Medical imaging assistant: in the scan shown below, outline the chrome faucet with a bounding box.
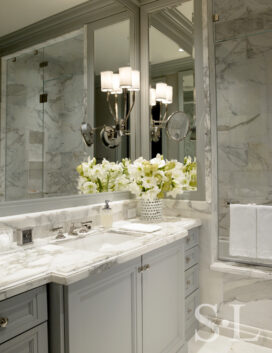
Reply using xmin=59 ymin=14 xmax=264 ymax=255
xmin=51 ymin=226 xmax=65 ymax=240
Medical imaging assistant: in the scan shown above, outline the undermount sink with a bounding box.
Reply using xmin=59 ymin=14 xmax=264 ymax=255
xmin=56 ymin=232 xmax=140 ymax=253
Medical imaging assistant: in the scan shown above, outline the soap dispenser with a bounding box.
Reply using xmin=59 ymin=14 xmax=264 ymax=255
xmin=101 ymin=200 xmax=113 ymax=229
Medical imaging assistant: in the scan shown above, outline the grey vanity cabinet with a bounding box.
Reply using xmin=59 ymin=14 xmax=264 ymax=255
xmin=0 ymin=323 xmax=48 ymax=353
xmin=0 ymin=286 xmax=48 ymax=353
xmin=142 ymin=242 xmax=185 ymax=353
xmin=54 ymin=239 xmax=186 ymax=353
xmin=64 ymin=258 xmax=142 ymax=353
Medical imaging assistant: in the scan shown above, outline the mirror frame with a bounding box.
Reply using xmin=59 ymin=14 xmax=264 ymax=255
xmin=140 ymin=0 xmax=206 ymax=200
xmin=0 ymin=1 xmax=140 ymax=216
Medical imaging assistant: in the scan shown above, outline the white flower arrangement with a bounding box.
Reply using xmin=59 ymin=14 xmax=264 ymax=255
xmin=77 ymin=154 xmax=197 ymax=200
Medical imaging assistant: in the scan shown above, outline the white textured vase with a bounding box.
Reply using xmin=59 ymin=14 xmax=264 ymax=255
xmin=140 ymin=199 xmax=163 ymax=222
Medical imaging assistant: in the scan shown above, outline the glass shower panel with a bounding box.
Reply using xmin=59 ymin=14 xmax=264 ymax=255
xmin=216 ymin=31 xmax=272 ymax=262
xmin=43 ymin=33 xmax=87 ymax=197
xmin=5 ymin=51 xmax=44 ymax=201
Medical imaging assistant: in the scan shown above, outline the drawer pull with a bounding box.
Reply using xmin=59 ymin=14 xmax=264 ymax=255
xmin=186 ymin=237 xmax=190 ymax=244
xmin=0 ymin=317 xmax=8 ymax=328
xmin=143 ymin=264 xmax=150 ymax=271
xmin=186 ymin=256 xmax=190 ymax=264
xmin=186 ymin=280 xmax=191 ymax=285
xmin=187 ymin=308 xmax=192 ymax=314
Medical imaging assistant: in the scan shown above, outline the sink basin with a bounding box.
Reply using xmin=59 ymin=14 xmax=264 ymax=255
xmin=56 ymin=232 xmax=139 ymax=253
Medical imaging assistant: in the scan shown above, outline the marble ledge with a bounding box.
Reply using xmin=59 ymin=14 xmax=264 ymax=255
xmin=211 ymin=261 xmax=272 ymax=280
xmin=0 ymin=217 xmax=201 ymax=301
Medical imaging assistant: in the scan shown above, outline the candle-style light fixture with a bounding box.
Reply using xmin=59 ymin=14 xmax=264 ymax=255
xmin=150 ymin=82 xmax=190 ymax=143
xmin=81 ymin=66 xmax=140 ymax=149
xmin=150 ymin=82 xmax=173 ymax=142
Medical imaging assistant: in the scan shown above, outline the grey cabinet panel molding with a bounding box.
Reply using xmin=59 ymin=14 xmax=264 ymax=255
xmin=65 ymin=258 xmax=142 ymax=353
xmin=0 ymin=286 xmax=47 ymax=345
xmin=142 ymin=240 xmax=185 ymax=353
xmin=0 ymin=322 xmax=48 ymax=353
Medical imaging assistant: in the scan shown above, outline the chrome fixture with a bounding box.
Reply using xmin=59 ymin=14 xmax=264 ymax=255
xmin=51 ymin=226 xmax=65 ymax=240
xmin=81 ymin=66 xmax=140 ymax=149
xmin=150 ymin=83 xmax=190 ymax=143
xmin=69 ymin=221 xmax=93 ymax=236
xmin=0 ymin=317 xmax=8 ymax=328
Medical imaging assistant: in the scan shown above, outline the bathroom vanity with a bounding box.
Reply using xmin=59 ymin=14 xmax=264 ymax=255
xmin=0 ymin=218 xmax=200 ymax=353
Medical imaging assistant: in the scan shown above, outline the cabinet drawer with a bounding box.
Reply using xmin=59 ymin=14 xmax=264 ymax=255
xmin=184 ymin=246 xmax=198 ymax=270
xmin=185 ymin=289 xmax=199 ymax=326
xmin=0 ymin=322 xmax=48 ymax=353
xmin=185 ymin=228 xmax=199 ymax=251
xmin=185 ymin=265 xmax=199 ymax=297
xmin=0 ymin=286 xmax=47 ymax=344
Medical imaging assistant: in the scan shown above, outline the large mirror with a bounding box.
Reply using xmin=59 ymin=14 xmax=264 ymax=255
xmin=149 ymin=1 xmax=196 ymax=162
xmin=0 ymin=8 xmax=135 ymax=203
xmin=1 ymin=31 xmax=87 ymax=201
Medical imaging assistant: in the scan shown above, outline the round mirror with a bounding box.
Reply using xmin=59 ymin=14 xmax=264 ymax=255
xmin=81 ymin=122 xmax=94 ymax=147
xmin=100 ymin=126 xmax=121 ymax=149
xmin=165 ymin=111 xmax=190 ymax=142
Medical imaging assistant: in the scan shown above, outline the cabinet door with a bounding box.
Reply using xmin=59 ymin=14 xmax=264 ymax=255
xmin=0 ymin=322 xmax=48 ymax=353
xmin=66 ymin=258 xmax=142 ymax=353
xmin=142 ymin=240 xmax=185 ymax=353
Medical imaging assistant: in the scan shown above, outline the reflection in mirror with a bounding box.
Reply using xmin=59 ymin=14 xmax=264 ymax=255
xmin=149 ymin=1 xmax=196 ymax=162
xmin=1 ymin=31 xmax=87 ymax=201
xmin=94 ymin=19 xmax=130 ymax=162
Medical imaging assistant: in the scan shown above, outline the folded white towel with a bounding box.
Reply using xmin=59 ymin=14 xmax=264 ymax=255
xmin=257 ymin=206 xmax=272 ymax=260
xmin=229 ymin=204 xmax=257 ymax=258
xmin=113 ymin=221 xmax=161 ymax=234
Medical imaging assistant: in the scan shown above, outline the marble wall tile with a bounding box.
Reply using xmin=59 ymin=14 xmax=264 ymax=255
xmin=214 ymin=0 xmax=272 ymax=42
xmin=216 ymin=27 xmax=272 ymax=260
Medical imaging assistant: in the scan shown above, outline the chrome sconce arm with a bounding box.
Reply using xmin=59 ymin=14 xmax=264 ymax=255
xmin=81 ymin=67 xmax=139 ymax=149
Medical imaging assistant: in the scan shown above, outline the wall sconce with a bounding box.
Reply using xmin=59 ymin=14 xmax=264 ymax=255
xmin=150 ymin=82 xmax=190 ymax=143
xmin=81 ymin=66 xmax=140 ymax=149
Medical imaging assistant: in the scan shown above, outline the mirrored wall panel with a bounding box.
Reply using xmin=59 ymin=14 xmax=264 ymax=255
xmin=149 ymin=1 xmax=196 ymax=162
xmin=94 ymin=19 xmax=131 ymax=163
xmin=1 ymin=31 xmax=88 ymax=201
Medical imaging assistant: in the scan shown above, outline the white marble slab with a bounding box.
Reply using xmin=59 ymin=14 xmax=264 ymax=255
xmin=0 ymin=217 xmax=201 ymax=301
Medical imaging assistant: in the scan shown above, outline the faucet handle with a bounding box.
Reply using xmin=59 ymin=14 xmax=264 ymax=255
xmin=51 ymin=226 xmax=65 ymax=240
xmin=81 ymin=221 xmax=92 ymax=230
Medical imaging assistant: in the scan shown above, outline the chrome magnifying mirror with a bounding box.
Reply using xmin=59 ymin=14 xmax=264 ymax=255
xmin=165 ymin=111 xmax=190 ymax=142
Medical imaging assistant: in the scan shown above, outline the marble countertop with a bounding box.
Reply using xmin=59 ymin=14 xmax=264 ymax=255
xmin=0 ymin=217 xmax=201 ymax=301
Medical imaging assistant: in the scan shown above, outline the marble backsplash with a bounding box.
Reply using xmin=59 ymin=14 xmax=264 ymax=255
xmin=0 ymin=199 xmax=137 ymax=243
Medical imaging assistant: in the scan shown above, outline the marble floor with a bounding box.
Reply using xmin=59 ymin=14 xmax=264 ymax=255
xmin=188 ymin=331 xmax=272 ymax=353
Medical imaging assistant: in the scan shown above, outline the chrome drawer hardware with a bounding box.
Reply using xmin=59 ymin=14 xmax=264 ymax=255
xmin=143 ymin=264 xmax=150 ymax=271
xmin=0 ymin=317 xmax=8 ymax=328
xmin=186 ymin=256 xmax=190 ymax=264
xmin=138 ymin=264 xmax=151 ymax=273
xmin=186 ymin=280 xmax=191 ymax=286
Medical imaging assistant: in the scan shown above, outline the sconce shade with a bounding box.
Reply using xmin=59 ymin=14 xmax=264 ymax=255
xmin=111 ymin=74 xmax=123 ymax=94
xmin=101 ymin=71 xmax=113 ymax=92
xmin=155 ymin=82 xmax=167 ymax=102
xmin=164 ymin=85 xmax=173 ymax=104
xmin=129 ymin=70 xmax=140 ymax=91
xmin=150 ymin=88 xmax=156 ymax=106
xmin=119 ymin=66 xmax=132 ymax=88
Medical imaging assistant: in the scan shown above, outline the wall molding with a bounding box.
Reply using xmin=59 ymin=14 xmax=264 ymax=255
xmin=0 ymin=0 xmax=126 ymax=57
xmin=150 ymin=57 xmax=193 ymax=77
